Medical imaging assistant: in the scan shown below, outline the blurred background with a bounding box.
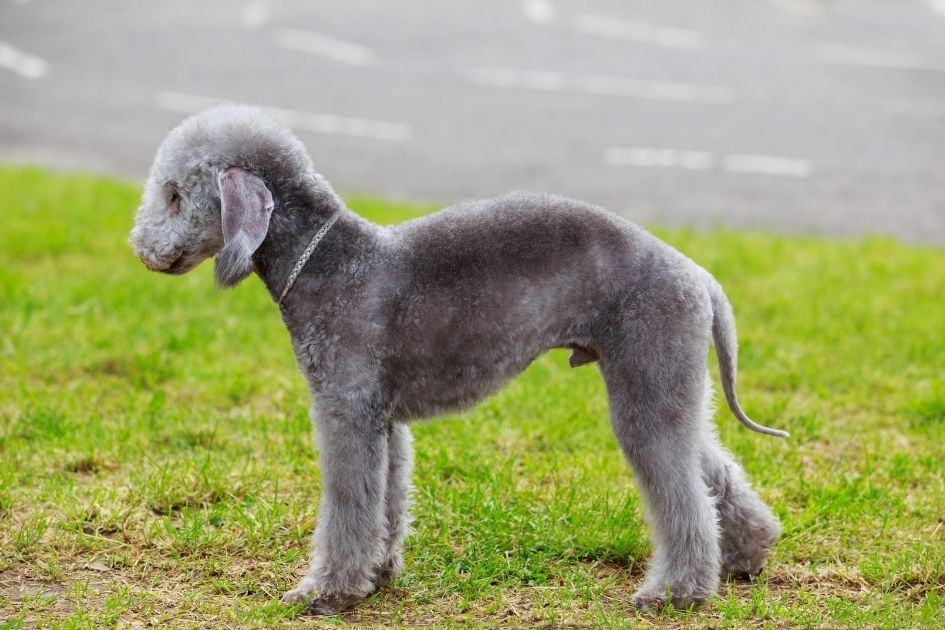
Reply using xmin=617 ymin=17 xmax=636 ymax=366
xmin=1 ymin=0 xmax=943 ymax=242
xmin=2 ymin=6 xmax=945 ymax=625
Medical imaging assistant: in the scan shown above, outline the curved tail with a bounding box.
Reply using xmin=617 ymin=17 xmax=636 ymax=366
xmin=707 ymin=279 xmax=789 ymax=438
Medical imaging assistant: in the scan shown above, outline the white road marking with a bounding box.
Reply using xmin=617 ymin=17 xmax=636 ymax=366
xmin=157 ymin=92 xmax=411 ymax=141
xmin=274 ymin=29 xmax=375 ymax=67
xmin=575 ymin=14 xmax=702 ymax=49
xmin=930 ymin=0 xmax=945 ymax=17
xmin=818 ymin=43 xmax=942 ymax=71
xmin=470 ymin=67 xmax=735 ymax=105
xmin=607 ymin=147 xmax=812 ymax=178
xmin=605 ymin=148 xmax=714 ymax=170
xmin=240 ymin=2 xmax=270 ymax=29
xmin=0 ymin=40 xmax=48 ymax=79
xmin=522 ymin=0 xmax=556 ymax=24
xmin=723 ymin=154 xmax=811 ymax=177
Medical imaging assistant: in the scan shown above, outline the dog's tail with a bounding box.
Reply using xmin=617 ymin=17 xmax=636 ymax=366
xmin=707 ymin=278 xmax=789 ymax=438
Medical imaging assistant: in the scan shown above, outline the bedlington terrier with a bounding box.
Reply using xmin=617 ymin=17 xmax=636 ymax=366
xmin=129 ymin=105 xmax=786 ymax=614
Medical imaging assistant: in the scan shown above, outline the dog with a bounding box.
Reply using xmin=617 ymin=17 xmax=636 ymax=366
xmin=130 ymin=104 xmax=786 ymax=614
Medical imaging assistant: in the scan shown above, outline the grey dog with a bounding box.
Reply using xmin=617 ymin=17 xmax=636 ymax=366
xmin=130 ymin=105 xmax=786 ymax=614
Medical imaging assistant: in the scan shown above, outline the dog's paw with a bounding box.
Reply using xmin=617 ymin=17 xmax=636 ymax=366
xmin=722 ymin=564 xmax=764 ymax=582
xmin=281 ymin=577 xmax=317 ymax=605
xmin=720 ymin=538 xmax=775 ymax=581
xmin=306 ymin=593 xmax=363 ymax=616
xmin=630 ymin=587 xmax=709 ymax=611
xmin=373 ymin=554 xmax=404 ymax=589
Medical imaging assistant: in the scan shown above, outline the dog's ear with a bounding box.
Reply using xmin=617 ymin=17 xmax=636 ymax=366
xmin=214 ymin=167 xmax=274 ymax=287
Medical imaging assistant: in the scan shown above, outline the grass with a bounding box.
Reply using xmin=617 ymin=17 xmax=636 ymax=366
xmin=1 ymin=165 xmax=943 ymax=628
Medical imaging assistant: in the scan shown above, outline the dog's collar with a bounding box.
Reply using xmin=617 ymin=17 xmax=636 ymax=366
xmin=278 ymin=212 xmax=340 ymax=305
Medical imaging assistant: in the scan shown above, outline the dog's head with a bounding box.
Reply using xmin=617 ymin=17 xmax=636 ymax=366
xmin=130 ymin=104 xmax=308 ymax=287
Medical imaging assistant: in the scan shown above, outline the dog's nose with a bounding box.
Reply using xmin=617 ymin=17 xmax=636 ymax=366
xmin=135 ymin=246 xmax=178 ymax=273
xmin=141 ymin=257 xmax=163 ymax=272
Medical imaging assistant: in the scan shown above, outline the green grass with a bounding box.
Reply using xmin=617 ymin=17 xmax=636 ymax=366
xmin=1 ymin=165 xmax=944 ymax=628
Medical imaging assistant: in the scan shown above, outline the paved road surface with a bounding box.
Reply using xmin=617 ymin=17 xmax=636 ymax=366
xmin=2 ymin=0 xmax=944 ymax=242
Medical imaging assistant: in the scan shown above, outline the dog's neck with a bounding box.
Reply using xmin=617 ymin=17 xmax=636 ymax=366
xmin=251 ymin=172 xmax=373 ymax=309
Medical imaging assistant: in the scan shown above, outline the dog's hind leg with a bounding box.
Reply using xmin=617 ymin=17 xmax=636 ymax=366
xmin=281 ymin=395 xmax=390 ymax=614
xmin=374 ymin=422 xmax=414 ymax=589
xmin=602 ymin=337 xmax=722 ymax=609
xmin=697 ymin=382 xmax=780 ymax=580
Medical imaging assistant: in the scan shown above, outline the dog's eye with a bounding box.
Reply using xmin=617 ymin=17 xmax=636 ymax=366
xmin=167 ymin=188 xmax=182 ymax=215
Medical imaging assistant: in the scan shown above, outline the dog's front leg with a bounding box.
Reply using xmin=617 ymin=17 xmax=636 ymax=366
xmin=375 ymin=422 xmax=413 ymax=589
xmin=282 ymin=397 xmax=389 ymax=615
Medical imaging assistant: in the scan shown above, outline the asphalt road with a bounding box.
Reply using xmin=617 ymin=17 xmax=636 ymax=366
xmin=2 ymin=0 xmax=944 ymax=242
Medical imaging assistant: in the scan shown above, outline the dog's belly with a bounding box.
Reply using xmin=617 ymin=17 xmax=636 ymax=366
xmin=385 ymin=339 xmax=599 ymax=422
xmin=385 ymin=337 xmax=551 ymax=421
xmin=382 ymin=288 xmax=605 ymax=421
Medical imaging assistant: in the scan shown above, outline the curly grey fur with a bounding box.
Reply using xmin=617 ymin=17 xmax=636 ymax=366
xmin=130 ymin=104 xmax=785 ymax=614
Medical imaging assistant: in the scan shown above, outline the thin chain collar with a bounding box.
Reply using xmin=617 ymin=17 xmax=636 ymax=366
xmin=278 ymin=212 xmax=340 ymax=305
